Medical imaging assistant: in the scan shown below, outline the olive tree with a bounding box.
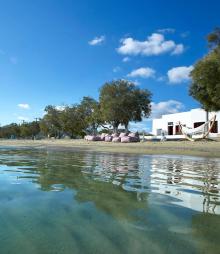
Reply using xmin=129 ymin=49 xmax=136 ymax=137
xmin=99 ymin=79 xmax=152 ymax=133
xmin=79 ymin=96 xmax=103 ymax=135
xmin=190 ymin=28 xmax=220 ymax=113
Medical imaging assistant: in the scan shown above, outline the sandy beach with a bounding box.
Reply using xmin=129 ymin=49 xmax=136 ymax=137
xmin=0 ymin=139 xmax=220 ymax=158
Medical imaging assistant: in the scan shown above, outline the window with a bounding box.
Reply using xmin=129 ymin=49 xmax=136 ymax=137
xmin=168 ymin=122 xmax=173 ymax=126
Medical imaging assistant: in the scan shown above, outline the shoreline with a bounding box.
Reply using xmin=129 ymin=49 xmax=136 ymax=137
xmin=0 ymin=139 xmax=220 ymax=158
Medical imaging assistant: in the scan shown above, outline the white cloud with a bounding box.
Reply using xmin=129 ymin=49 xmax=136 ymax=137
xmin=117 ymin=33 xmax=184 ymax=56
xmin=127 ymin=67 xmax=155 ymax=78
xmin=124 ymin=100 xmax=184 ymax=131
xmin=120 ymin=79 xmax=140 ymax=86
xmin=88 ymin=35 xmax=105 ymax=46
xmin=167 ymin=65 xmax=194 ymax=84
xmin=18 ymin=116 xmax=29 ymax=122
xmin=157 ymin=28 xmax=175 ymax=34
xmin=18 ymin=103 xmax=30 ymax=109
xmin=55 ymin=105 xmax=65 ymax=111
xmin=171 ymin=44 xmax=184 ymax=55
xmin=122 ymin=57 xmax=130 ymax=62
xmin=151 ymin=100 xmax=185 ymax=118
xmin=129 ymin=119 xmax=151 ymax=132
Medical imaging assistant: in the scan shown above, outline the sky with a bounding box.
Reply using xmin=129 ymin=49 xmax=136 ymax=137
xmin=0 ymin=0 xmax=219 ymax=131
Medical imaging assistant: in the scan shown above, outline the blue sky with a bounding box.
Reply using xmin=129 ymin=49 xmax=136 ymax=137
xmin=0 ymin=0 xmax=219 ymax=131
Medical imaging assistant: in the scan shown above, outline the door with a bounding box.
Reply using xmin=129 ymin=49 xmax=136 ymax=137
xmin=175 ymin=125 xmax=181 ymax=135
xmin=168 ymin=126 xmax=173 ymax=135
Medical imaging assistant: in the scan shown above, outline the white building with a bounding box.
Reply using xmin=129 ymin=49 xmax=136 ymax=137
xmin=152 ymin=108 xmax=220 ymax=139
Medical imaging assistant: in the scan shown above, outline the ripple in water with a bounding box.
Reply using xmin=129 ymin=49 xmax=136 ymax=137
xmin=0 ymin=148 xmax=220 ymax=254
xmin=81 ymin=153 xmax=220 ymax=214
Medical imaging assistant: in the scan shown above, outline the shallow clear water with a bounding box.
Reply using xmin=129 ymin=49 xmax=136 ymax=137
xmin=0 ymin=148 xmax=220 ymax=254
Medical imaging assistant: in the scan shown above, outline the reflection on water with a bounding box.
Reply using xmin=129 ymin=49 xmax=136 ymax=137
xmin=0 ymin=148 xmax=220 ymax=254
xmin=81 ymin=153 xmax=220 ymax=215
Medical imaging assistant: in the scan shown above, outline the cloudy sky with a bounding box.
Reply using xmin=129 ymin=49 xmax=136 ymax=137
xmin=0 ymin=0 xmax=219 ymax=131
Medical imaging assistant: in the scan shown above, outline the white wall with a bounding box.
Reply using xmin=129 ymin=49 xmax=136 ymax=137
xmin=152 ymin=111 xmax=191 ymax=135
xmin=152 ymin=119 xmax=164 ymax=135
xmin=152 ymin=108 xmax=220 ymax=136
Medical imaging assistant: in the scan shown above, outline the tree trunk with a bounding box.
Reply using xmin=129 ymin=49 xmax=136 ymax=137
xmin=206 ymin=111 xmax=209 ymax=122
xmin=206 ymin=111 xmax=209 ymax=137
xmin=113 ymin=126 xmax=118 ymax=134
xmin=125 ymin=123 xmax=129 ymax=133
xmin=113 ymin=122 xmax=119 ymax=134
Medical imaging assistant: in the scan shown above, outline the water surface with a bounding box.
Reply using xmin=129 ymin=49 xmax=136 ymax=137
xmin=0 ymin=147 xmax=220 ymax=254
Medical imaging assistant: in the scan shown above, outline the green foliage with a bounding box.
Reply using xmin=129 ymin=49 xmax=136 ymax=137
xmin=61 ymin=105 xmax=87 ymax=138
xmin=0 ymin=121 xmax=40 ymax=139
xmin=41 ymin=105 xmax=63 ymax=137
xmin=0 ymin=123 xmax=20 ymax=138
xmin=190 ymin=28 xmax=220 ymax=112
xmin=40 ymin=98 xmax=102 ymax=138
xmin=99 ymin=79 xmax=151 ymax=132
xmin=79 ymin=96 xmax=103 ymax=134
xmin=20 ymin=121 xmax=40 ymax=138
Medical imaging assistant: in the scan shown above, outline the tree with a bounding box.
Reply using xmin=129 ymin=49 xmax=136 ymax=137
xmin=0 ymin=123 xmax=20 ymax=138
xmin=41 ymin=105 xmax=63 ymax=138
xmin=29 ymin=121 xmax=41 ymax=138
xmin=79 ymin=96 xmax=103 ymax=135
xmin=19 ymin=121 xmax=40 ymax=139
xmin=60 ymin=105 xmax=87 ymax=138
xmin=39 ymin=119 xmax=50 ymax=137
xmin=41 ymin=101 xmax=102 ymax=138
xmin=189 ymin=28 xmax=220 ymax=112
xmin=19 ymin=123 xmax=31 ymax=138
xmin=99 ymin=79 xmax=152 ymax=133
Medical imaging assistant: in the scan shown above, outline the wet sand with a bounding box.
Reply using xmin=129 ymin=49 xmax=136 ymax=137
xmin=0 ymin=139 xmax=220 ymax=158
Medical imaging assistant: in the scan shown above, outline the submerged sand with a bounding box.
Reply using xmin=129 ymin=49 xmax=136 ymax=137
xmin=0 ymin=139 xmax=220 ymax=158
